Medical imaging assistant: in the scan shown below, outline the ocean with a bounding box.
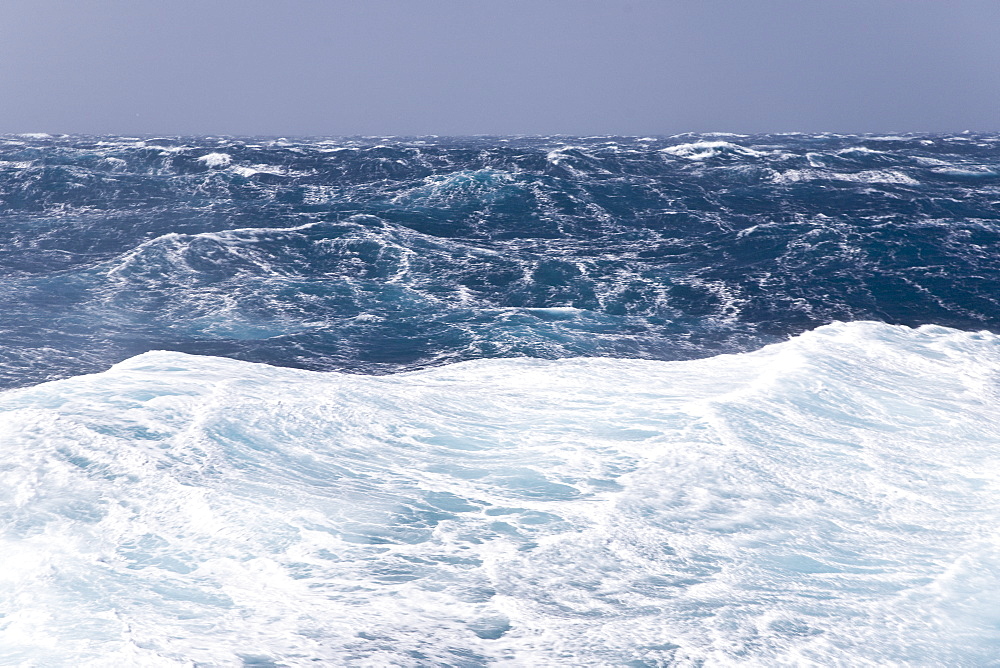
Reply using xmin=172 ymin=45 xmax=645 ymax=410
xmin=1 ymin=133 xmax=999 ymax=665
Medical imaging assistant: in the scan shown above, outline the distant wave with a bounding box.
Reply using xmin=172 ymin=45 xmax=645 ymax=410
xmin=0 ymin=133 xmax=998 ymax=389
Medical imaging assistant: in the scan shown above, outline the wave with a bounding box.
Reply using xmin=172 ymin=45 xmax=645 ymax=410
xmin=660 ymin=140 xmax=768 ymax=160
xmin=1 ymin=321 xmax=999 ymax=665
xmin=1 ymin=132 xmax=1000 ymax=390
xmin=771 ymin=168 xmax=921 ymax=185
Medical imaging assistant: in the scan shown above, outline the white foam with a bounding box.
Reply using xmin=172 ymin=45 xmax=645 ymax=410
xmin=522 ymin=306 xmax=583 ymax=318
xmin=1 ymin=322 xmax=999 ymax=664
xmin=835 ymin=146 xmax=886 ymax=157
xmin=230 ymin=165 xmax=260 ymax=178
xmin=545 ymin=146 xmax=601 ymax=169
xmin=773 ymin=169 xmax=919 ymax=185
xmin=932 ymin=166 xmax=998 ymax=178
xmin=914 ymin=156 xmax=953 ymax=166
xmin=661 ymin=141 xmax=766 ymax=160
xmin=867 ymin=135 xmax=912 ymax=141
xmin=197 ymin=152 xmax=232 ymax=168
xmin=390 ymin=169 xmax=517 ymax=207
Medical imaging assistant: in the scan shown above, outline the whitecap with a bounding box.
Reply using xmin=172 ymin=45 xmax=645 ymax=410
xmin=773 ymin=168 xmax=919 ymax=185
xmin=931 ymin=166 xmax=998 ymax=178
xmin=2 ymin=322 xmax=999 ymax=664
xmin=660 ymin=141 xmax=766 ymax=160
xmin=196 ymin=152 xmax=232 ymax=168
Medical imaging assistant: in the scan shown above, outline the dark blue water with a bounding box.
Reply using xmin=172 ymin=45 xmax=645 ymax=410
xmin=2 ymin=132 xmax=998 ymax=388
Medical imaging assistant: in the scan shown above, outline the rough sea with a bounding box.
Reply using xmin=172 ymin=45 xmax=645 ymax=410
xmin=1 ymin=133 xmax=999 ymax=666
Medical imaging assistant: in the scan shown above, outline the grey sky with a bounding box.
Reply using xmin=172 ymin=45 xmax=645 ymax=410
xmin=1 ymin=0 xmax=998 ymax=136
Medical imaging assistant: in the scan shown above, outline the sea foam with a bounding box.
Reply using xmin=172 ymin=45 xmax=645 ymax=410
xmin=1 ymin=321 xmax=998 ymax=665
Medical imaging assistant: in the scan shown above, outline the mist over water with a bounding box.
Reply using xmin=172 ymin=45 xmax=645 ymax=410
xmin=1 ymin=134 xmax=1000 ymax=665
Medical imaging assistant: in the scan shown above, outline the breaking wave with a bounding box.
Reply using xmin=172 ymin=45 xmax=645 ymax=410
xmin=1 ymin=322 xmax=999 ymax=665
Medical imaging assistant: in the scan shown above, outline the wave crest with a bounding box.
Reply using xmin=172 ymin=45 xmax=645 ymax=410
xmin=2 ymin=322 xmax=999 ymax=664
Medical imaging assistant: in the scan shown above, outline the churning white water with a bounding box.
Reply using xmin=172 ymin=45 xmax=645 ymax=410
xmin=1 ymin=322 xmax=998 ymax=666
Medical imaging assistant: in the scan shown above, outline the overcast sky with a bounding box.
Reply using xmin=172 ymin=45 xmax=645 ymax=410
xmin=1 ymin=0 xmax=998 ymax=136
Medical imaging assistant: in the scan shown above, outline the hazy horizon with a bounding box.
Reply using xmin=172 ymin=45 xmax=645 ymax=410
xmin=2 ymin=0 xmax=998 ymax=136
xmin=6 ymin=130 xmax=999 ymax=139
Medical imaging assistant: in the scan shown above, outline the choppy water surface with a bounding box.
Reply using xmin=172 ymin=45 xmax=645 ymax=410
xmin=1 ymin=133 xmax=999 ymax=387
xmin=1 ymin=134 xmax=999 ymax=666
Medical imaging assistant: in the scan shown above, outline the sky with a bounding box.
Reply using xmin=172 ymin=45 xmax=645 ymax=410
xmin=1 ymin=0 xmax=998 ymax=136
